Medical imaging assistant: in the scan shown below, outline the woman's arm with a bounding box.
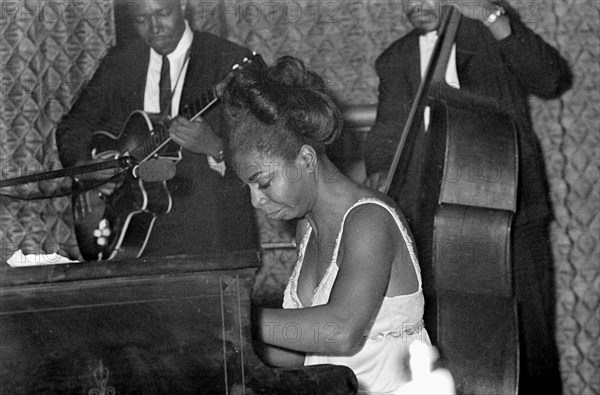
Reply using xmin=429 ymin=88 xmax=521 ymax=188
xmin=252 ymin=334 xmax=306 ymax=368
xmin=257 ymin=204 xmax=408 ymax=355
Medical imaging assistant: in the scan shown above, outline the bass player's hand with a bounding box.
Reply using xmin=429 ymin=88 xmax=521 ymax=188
xmin=168 ymin=116 xmax=224 ymax=159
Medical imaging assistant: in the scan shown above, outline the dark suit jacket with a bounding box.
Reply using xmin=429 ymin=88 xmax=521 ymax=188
xmin=56 ymin=31 xmax=259 ymax=257
xmin=364 ymin=10 xmax=571 ymax=391
xmin=364 ymin=5 xmax=572 ymax=226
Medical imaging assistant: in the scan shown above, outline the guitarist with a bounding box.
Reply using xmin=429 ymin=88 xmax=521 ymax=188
xmin=363 ymin=1 xmax=572 ymax=394
xmin=55 ymin=0 xmax=259 ymax=258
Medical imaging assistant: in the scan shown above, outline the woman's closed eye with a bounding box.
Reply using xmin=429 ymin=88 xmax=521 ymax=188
xmin=258 ymin=180 xmax=272 ymax=190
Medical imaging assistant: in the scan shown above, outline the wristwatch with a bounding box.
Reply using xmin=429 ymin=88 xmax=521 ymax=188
xmin=484 ymin=5 xmax=506 ymax=26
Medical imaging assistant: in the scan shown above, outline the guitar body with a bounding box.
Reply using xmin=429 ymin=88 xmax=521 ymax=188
xmin=70 ymin=54 xmax=265 ymax=261
xmin=73 ymin=111 xmax=174 ymax=261
xmin=93 ymin=111 xmax=182 ymax=160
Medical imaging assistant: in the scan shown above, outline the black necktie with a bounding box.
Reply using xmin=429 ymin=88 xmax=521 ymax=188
xmin=159 ymin=55 xmax=171 ymax=116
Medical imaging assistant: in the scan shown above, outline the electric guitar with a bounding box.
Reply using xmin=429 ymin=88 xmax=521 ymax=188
xmin=73 ymin=53 xmax=264 ymax=261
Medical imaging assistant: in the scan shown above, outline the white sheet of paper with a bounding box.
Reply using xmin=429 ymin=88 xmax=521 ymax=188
xmin=6 ymin=250 xmax=78 ymax=267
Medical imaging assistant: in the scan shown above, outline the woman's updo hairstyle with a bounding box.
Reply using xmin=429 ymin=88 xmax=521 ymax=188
xmin=223 ymin=55 xmax=342 ymax=162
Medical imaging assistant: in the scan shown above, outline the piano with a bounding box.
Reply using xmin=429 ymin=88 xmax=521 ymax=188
xmin=0 ymin=250 xmax=358 ymax=394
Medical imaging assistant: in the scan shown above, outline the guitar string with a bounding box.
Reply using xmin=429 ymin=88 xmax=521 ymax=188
xmin=136 ymin=85 xmax=218 ymax=161
xmin=135 ymin=53 xmax=252 ymax=160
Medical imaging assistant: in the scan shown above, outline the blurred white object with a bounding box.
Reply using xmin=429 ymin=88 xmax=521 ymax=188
xmin=6 ymin=250 xmax=78 ymax=267
xmin=398 ymin=341 xmax=456 ymax=394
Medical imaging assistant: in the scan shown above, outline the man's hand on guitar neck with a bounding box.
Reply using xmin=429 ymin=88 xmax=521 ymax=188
xmin=168 ymin=116 xmax=224 ymax=160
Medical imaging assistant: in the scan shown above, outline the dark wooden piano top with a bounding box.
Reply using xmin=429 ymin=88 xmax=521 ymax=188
xmin=0 ymin=251 xmax=357 ymax=394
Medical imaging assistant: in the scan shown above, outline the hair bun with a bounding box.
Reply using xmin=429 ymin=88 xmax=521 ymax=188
xmin=224 ymin=55 xmax=342 ymax=161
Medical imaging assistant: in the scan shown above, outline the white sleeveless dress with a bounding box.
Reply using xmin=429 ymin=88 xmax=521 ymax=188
xmin=283 ymin=198 xmax=431 ymax=394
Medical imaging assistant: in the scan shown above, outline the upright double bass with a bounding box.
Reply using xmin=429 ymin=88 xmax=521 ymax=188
xmin=383 ymin=6 xmax=519 ymax=394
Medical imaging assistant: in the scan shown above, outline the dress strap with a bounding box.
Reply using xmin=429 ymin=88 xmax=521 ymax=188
xmin=331 ymin=198 xmax=422 ymax=286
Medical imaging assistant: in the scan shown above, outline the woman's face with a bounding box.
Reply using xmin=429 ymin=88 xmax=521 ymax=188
xmin=234 ymin=150 xmax=314 ymax=221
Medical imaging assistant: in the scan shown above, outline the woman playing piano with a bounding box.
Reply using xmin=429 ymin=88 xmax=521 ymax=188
xmin=222 ymin=56 xmax=432 ymax=393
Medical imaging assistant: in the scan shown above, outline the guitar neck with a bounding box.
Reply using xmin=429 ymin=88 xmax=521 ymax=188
xmin=180 ymin=86 xmax=220 ymax=121
xmin=130 ymin=86 xmax=219 ymax=161
xmin=128 ymin=54 xmax=261 ymax=162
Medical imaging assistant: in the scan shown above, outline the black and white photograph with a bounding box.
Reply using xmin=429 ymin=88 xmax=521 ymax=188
xmin=0 ymin=1 xmax=597 ymax=393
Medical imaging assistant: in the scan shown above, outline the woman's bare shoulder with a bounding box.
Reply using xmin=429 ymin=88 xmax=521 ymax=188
xmin=353 ymin=187 xmax=412 ymax=230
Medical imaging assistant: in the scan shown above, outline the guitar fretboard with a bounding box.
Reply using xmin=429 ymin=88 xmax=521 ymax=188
xmin=130 ymin=86 xmax=220 ymax=162
xmin=126 ymin=55 xmax=260 ymax=163
xmin=181 ymin=85 xmax=220 ymax=121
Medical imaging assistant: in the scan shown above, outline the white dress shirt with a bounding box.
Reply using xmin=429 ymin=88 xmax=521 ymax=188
xmin=419 ymin=30 xmax=460 ymax=131
xmin=144 ymin=21 xmax=225 ymax=176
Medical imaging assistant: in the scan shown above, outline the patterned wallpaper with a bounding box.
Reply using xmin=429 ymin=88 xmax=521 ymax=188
xmin=0 ymin=0 xmax=115 ymax=258
xmin=0 ymin=1 xmax=598 ymax=393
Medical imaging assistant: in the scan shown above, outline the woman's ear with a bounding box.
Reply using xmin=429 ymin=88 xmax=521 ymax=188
xmin=298 ymin=145 xmax=318 ymax=173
